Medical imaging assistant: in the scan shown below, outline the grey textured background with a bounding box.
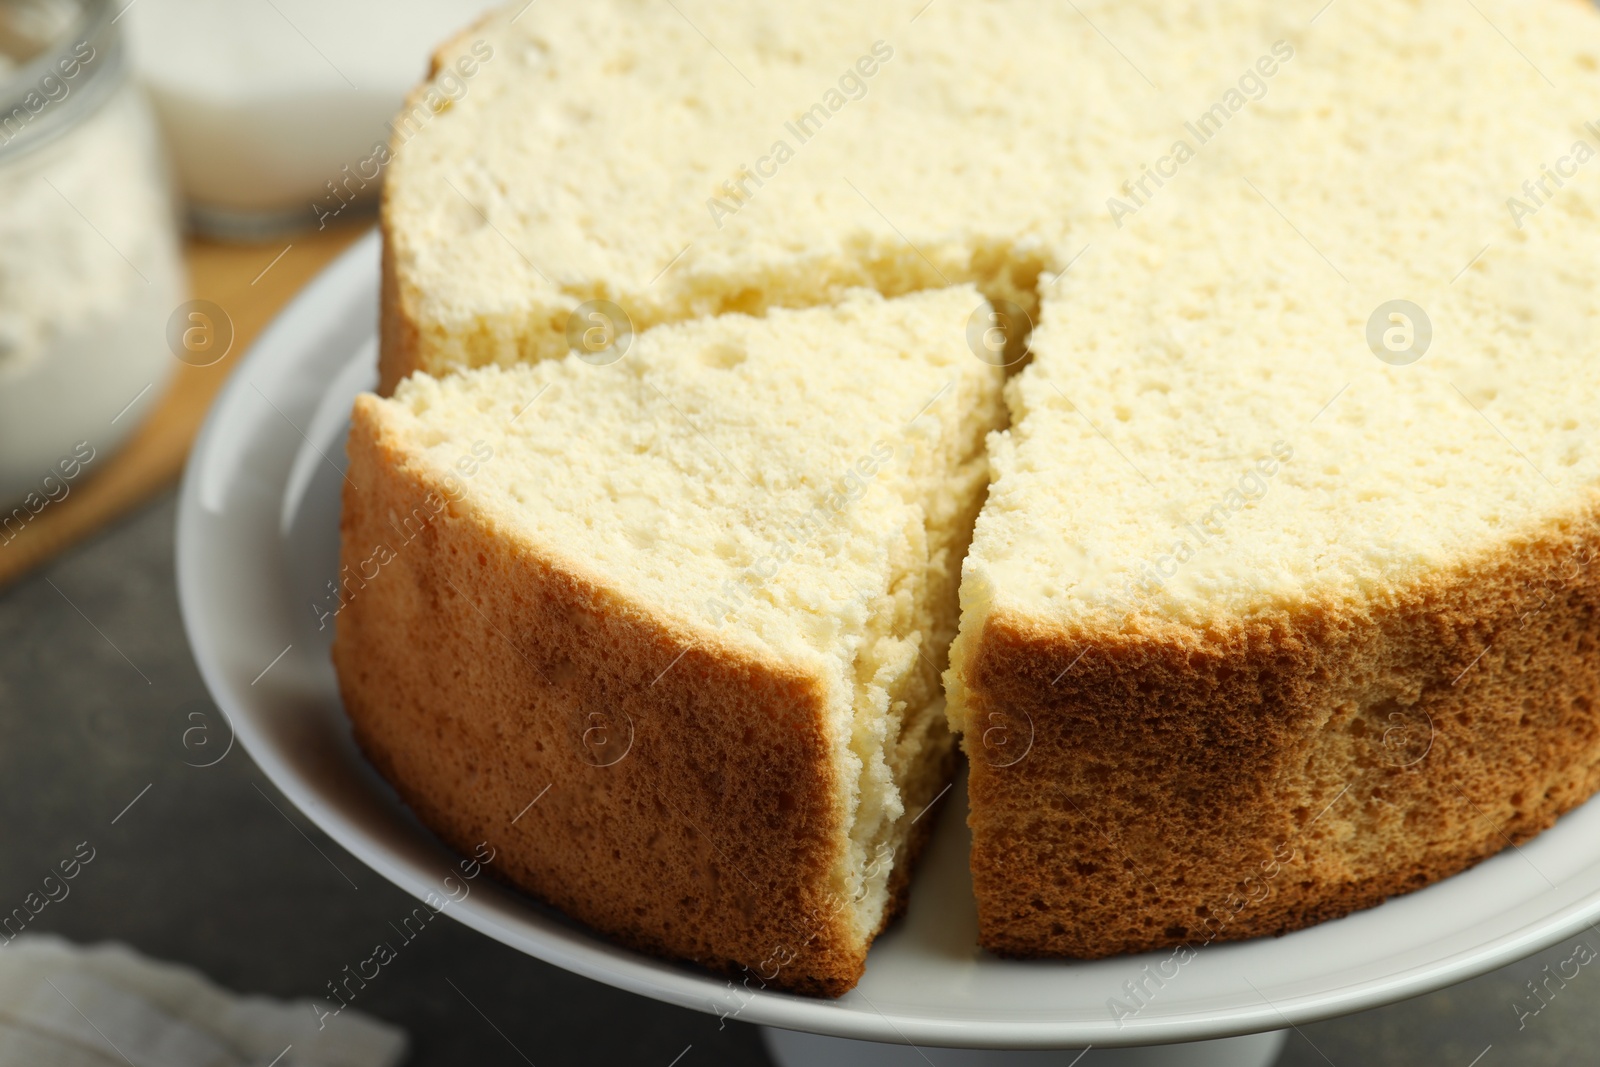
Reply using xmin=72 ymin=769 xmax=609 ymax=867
xmin=1 ymin=491 xmax=1596 ymax=1066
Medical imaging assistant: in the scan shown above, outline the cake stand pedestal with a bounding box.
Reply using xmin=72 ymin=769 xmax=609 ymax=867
xmin=762 ymin=1027 xmax=1287 ymax=1066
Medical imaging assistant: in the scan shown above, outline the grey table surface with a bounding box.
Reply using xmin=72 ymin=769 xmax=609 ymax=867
xmin=2 ymin=490 xmax=1597 ymax=1066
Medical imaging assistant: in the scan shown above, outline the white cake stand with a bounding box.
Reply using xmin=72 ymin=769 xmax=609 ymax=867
xmin=177 ymin=231 xmax=1600 ymax=1063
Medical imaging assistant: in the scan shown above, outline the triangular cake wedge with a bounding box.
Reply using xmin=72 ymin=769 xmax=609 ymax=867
xmin=334 ymin=287 xmax=1003 ymax=994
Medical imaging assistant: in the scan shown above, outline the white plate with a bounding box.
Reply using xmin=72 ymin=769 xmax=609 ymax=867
xmin=178 ymin=229 xmax=1600 ymax=1050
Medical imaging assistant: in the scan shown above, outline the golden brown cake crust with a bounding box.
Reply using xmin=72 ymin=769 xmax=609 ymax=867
xmin=960 ymin=506 xmax=1600 ymax=959
xmin=332 ymin=398 xmax=927 ymax=996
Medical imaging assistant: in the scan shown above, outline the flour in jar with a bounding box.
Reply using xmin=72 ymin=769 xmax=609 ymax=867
xmin=0 ymin=85 xmax=181 ymax=381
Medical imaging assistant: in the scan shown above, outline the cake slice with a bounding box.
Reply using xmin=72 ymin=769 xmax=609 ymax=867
xmin=333 ymin=287 xmax=1003 ymax=994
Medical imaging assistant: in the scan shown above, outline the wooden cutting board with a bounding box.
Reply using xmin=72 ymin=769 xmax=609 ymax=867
xmin=0 ymin=222 xmax=368 ymax=590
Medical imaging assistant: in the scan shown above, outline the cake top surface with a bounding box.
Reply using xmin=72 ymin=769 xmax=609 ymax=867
xmin=963 ymin=0 xmax=1600 ymax=630
xmin=391 ymin=0 xmax=1600 ymax=631
xmin=386 ymin=0 xmax=1295 ymax=352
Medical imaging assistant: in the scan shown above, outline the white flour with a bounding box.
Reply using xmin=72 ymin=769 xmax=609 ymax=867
xmin=0 ymin=81 xmax=185 ymax=504
xmin=0 ymin=88 xmax=178 ymax=380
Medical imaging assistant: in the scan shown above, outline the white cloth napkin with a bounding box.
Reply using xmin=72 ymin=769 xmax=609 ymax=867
xmin=0 ymin=935 xmax=405 ymax=1067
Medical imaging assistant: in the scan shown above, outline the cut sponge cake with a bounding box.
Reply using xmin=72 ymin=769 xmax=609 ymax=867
xmin=359 ymin=0 xmax=1600 ymax=983
xmin=334 ymin=287 xmax=1004 ymax=994
xmin=946 ymin=0 xmax=1600 ymax=957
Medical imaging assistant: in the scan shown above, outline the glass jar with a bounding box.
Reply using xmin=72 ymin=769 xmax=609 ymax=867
xmin=0 ymin=0 xmax=185 ymax=509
